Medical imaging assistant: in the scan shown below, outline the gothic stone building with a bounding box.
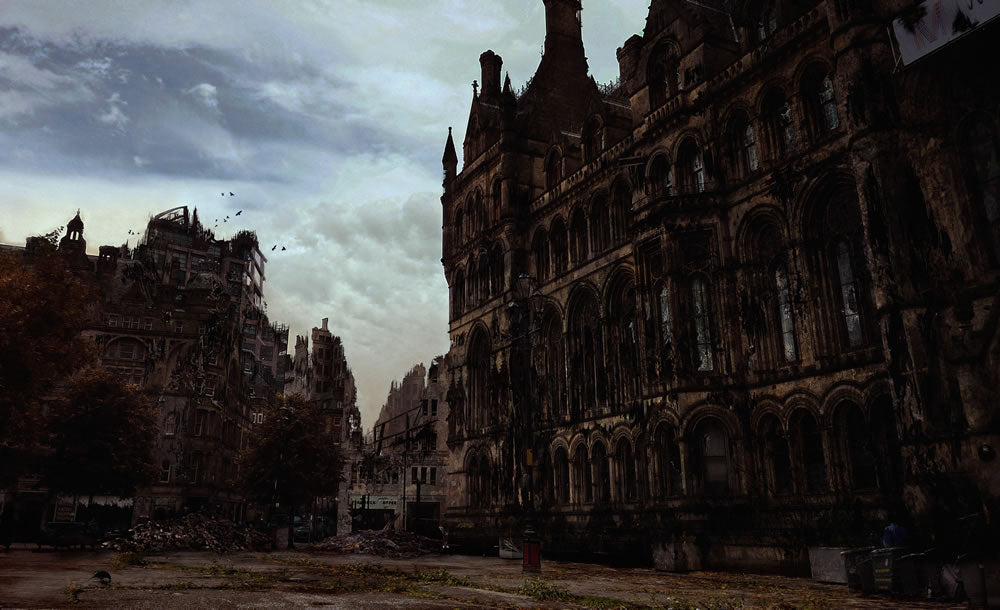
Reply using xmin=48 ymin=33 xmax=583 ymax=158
xmin=440 ymin=0 xmax=1000 ymax=571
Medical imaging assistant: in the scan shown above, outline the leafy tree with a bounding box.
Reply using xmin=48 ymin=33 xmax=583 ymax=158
xmin=238 ymin=393 xmax=343 ymax=546
xmin=43 ymin=367 xmax=158 ymax=502
xmin=0 ymin=244 xmax=95 ymax=487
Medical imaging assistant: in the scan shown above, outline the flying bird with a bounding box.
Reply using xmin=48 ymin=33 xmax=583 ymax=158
xmin=281 ymin=246 xmax=286 ymax=251
xmin=92 ymin=571 xmax=111 ymax=585
xmin=221 ymin=192 xmax=225 ymax=196
xmin=230 ymin=192 xmax=235 ymax=196
xmin=271 ymin=245 xmax=276 ymax=251
xmin=235 ymin=210 xmax=242 ymax=216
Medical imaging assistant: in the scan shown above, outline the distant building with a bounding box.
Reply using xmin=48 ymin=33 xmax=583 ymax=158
xmin=352 ymin=358 xmax=450 ymax=537
xmin=282 ymin=317 xmax=362 ymax=534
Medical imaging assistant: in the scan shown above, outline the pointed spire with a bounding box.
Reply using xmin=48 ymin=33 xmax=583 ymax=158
xmin=442 ymin=126 xmax=458 ymax=184
xmin=503 ymin=72 xmax=513 ymax=95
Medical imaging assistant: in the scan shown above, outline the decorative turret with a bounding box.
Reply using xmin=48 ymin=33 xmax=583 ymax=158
xmin=59 ymin=210 xmax=87 ymax=256
xmin=479 ymin=51 xmax=503 ymax=101
xmin=543 ymin=0 xmax=583 ymax=54
xmin=442 ymin=126 xmax=458 ymax=185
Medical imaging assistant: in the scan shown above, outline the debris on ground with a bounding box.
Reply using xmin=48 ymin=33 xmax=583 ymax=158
xmin=311 ymin=527 xmax=440 ymax=558
xmin=104 ymin=514 xmax=270 ymax=553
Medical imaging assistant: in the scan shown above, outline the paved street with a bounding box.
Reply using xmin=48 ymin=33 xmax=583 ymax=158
xmin=0 ymin=547 xmax=964 ymax=608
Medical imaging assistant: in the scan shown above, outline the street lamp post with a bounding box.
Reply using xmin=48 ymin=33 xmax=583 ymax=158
xmin=510 ymin=273 xmax=543 ymax=573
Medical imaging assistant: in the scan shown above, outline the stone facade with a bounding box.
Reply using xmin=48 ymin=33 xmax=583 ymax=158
xmin=440 ymin=0 xmax=1000 ymax=571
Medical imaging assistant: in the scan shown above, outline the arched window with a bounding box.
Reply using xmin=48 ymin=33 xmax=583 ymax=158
xmin=690 ymin=276 xmax=714 ymax=371
xmin=553 ymin=447 xmax=570 ymax=504
xmin=466 ymin=262 xmax=477 ymax=307
xmin=615 ymin=438 xmax=637 ymax=502
xmin=453 ymin=269 xmax=465 ymax=315
xmin=676 ymin=139 xmax=705 ymax=193
xmin=454 ymin=207 xmax=464 ymax=243
xmin=568 ymin=292 xmax=603 ymax=416
xmin=961 ymin=116 xmax=1000 ymax=263
xmin=698 ymin=420 xmax=730 ymax=495
xmin=802 ymin=65 xmax=840 ymax=139
xmin=727 ymin=112 xmax=758 ymax=179
xmin=569 ymin=208 xmax=588 ymax=265
xmin=545 ymin=149 xmax=562 ymax=191
xmin=590 ymin=194 xmax=611 ymax=254
xmin=490 ymin=244 xmax=504 ymax=296
xmin=760 ymin=415 xmax=792 ymax=495
xmin=532 ymin=229 xmax=549 ymax=281
xmin=835 ymin=241 xmax=863 ymax=348
xmin=791 ymin=410 xmax=827 ymax=493
xmin=648 ymin=154 xmax=672 ymax=196
xmin=654 ymin=424 xmax=683 ymax=497
xmin=541 ymin=309 xmax=566 ymax=419
xmin=491 ymin=179 xmax=502 ymax=223
xmin=583 ymin=116 xmax=604 ymax=162
xmin=573 ymin=445 xmax=592 ymax=502
xmin=592 ymin=442 xmax=611 ymax=503
xmin=607 ymin=278 xmax=640 ymax=408
xmin=105 ymin=338 xmax=148 ymax=361
xmin=467 ymin=329 xmax=492 ymax=431
xmin=762 ymin=88 xmax=797 ymax=159
xmin=478 ymin=253 xmax=490 ymax=301
xmin=805 ymin=185 xmax=871 ymax=355
xmin=467 ymin=453 xmax=479 ymax=506
xmin=656 ymin=283 xmax=675 ymax=381
xmin=611 ymin=179 xmax=630 ymax=243
xmin=647 ymin=45 xmax=679 ymax=110
xmin=775 ymin=262 xmax=798 ymax=361
xmin=550 ymin=218 xmax=568 ymax=275
xmin=474 ymin=189 xmax=485 ymax=234
xmin=839 ymin=402 xmax=877 ymax=490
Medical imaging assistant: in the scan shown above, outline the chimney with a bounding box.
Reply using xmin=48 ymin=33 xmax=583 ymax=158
xmin=479 ymin=50 xmax=503 ymax=99
xmin=322 ymin=317 xmax=329 ymax=331
xmin=543 ymin=0 xmax=583 ymax=54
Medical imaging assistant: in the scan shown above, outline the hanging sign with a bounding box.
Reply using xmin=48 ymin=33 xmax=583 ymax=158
xmin=892 ymin=0 xmax=1000 ymax=65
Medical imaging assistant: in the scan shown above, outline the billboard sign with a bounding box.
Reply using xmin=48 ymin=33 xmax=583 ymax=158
xmin=892 ymin=0 xmax=1000 ymax=65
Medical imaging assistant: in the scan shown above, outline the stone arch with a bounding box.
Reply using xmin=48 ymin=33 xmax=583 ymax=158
xmin=734 ymin=205 xmax=789 ymax=265
xmin=680 ymin=403 xmax=743 ymax=441
xmin=820 ymin=383 xmax=868 ymax=427
xmin=750 ymin=398 xmax=784 ymax=435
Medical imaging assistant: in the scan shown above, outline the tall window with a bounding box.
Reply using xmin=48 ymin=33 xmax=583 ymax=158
xmin=761 ymin=416 xmax=792 ymax=495
xmin=590 ymin=194 xmax=611 ymax=253
xmin=542 ymin=311 xmax=566 ymax=419
xmin=648 ymin=155 xmax=671 ymax=196
xmin=490 ymin=244 xmax=504 ymax=296
xmin=583 ymin=116 xmax=603 ymax=162
xmin=467 ymin=330 xmax=491 ymax=430
xmin=657 ymin=284 xmax=675 ymax=380
xmin=592 ymin=442 xmax=611 ymax=503
xmin=491 ymin=179 xmax=502 ymax=223
xmin=676 ymin=139 xmax=705 ymax=193
xmin=545 ymin=149 xmax=561 ymax=191
xmin=775 ymin=263 xmax=798 ymax=361
xmin=842 ymin=403 xmax=877 ymax=490
xmin=554 ymin=448 xmax=570 ymax=504
xmin=550 ymin=218 xmax=568 ymax=274
xmin=763 ymin=88 xmax=797 ymax=158
xmin=744 ymin=123 xmax=759 ymax=173
xmin=820 ymin=76 xmax=839 ymax=131
xmin=569 ymin=293 xmax=603 ymax=416
xmin=758 ymin=6 xmax=778 ymax=40
xmin=699 ymin=421 xmax=730 ymax=495
xmin=648 ymin=46 xmax=679 ymax=109
xmin=573 ymin=446 xmax=592 ymax=502
xmin=963 ymin=116 xmax=1000 ymax=262
xmin=691 ymin=277 xmax=714 ymax=371
xmin=655 ymin=425 xmax=683 ymax=497
xmin=159 ymin=460 xmax=170 ymax=483
xmin=453 ymin=269 xmax=465 ymax=315
xmin=532 ymin=229 xmax=549 ymax=281
xmin=570 ymin=208 xmax=588 ymax=264
xmin=611 ymin=180 xmax=630 ymax=243
xmin=793 ymin=411 xmax=827 ymax=493
xmin=164 ymin=412 xmax=177 ymax=436
xmin=608 ymin=280 xmax=640 ymax=407
xmin=836 ymin=241 xmax=863 ymax=348
xmin=454 ymin=208 xmax=464 ymax=243
xmin=615 ymin=439 xmax=637 ymax=502
xmin=802 ymin=66 xmax=840 ymax=139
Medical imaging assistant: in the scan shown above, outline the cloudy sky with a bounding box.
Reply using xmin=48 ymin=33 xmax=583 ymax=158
xmin=0 ymin=0 xmax=648 ymax=427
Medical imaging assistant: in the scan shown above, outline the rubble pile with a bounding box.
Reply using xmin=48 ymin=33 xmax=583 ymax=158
xmin=312 ymin=528 xmax=440 ymax=558
xmin=105 ymin=514 xmax=271 ymax=553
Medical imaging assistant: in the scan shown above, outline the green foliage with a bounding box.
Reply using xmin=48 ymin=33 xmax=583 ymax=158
xmin=237 ymin=393 xmax=344 ymax=509
xmin=409 ymin=568 xmax=470 ymax=586
xmin=44 ymin=366 xmax=158 ymax=498
xmin=111 ymin=552 xmax=146 ymax=569
xmin=519 ymin=577 xmax=574 ymax=602
xmin=64 ymin=581 xmax=83 ymax=604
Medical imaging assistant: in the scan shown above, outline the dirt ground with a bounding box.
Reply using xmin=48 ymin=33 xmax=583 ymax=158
xmin=0 ymin=545 xmax=965 ymax=608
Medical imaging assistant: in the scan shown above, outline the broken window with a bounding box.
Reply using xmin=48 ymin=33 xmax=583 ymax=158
xmin=592 ymin=442 xmax=611 ymax=503
xmin=569 ymin=208 xmax=588 ymax=265
xmin=647 ymin=154 xmax=671 ymax=196
xmin=658 ymin=284 xmax=675 ymax=379
xmin=841 ymin=402 xmax=877 ymax=490
xmin=467 ymin=328 xmax=492 ymax=431
xmin=647 ymin=45 xmax=679 ymax=109
xmin=590 ymin=193 xmax=611 ymax=253
xmin=727 ymin=112 xmax=758 ymax=179
xmin=792 ymin=410 xmax=827 ymax=493
xmin=160 ymin=460 xmax=170 ymax=483
xmin=611 ymin=179 xmax=630 ymax=244
xmin=654 ymin=425 xmax=682 ymax=497
xmin=835 ymin=241 xmax=863 ymax=348
xmin=615 ymin=438 xmax=637 ymax=502
xmin=763 ymin=88 xmax=797 ymax=159
xmin=573 ymin=446 xmax=592 ymax=503
xmin=607 ymin=279 xmax=640 ymax=408
xmin=549 ymin=217 xmax=568 ymax=275
xmin=775 ymin=263 xmax=798 ymax=361
xmin=761 ymin=415 xmax=792 ymax=495
xmin=542 ymin=309 xmax=566 ymax=419
xmin=532 ymin=229 xmax=549 ymax=281
xmin=690 ymin=277 xmax=714 ymax=371
xmin=568 ymin=292 xmax=602 ymax=416
xmin=553 ymin=447 xmax=570 ymax=504
xmin=699 ymin=420 xmax=730 ymax=495
xmin=164 ymin=412 xmax=177 ymax=436
xmin=676 ymin=139 xmax=705 ymax=194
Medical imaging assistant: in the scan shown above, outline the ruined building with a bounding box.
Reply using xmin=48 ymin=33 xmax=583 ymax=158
xmin=354 ymin=359 xmax=450 ymax=536
xmin=283 ymin=317 xmax=362 ymax=533
xmin=3 ymin=207 xmax=283 ymax=521
xmin=440 ymin=0 xmax=1000 ymax=571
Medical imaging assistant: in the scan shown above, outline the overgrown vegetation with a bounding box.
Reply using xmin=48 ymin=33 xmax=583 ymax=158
xmin=64 ymin=581 xmax=83 ymax=604
xmin=111 ymin=552 xmax=146 ymax=569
